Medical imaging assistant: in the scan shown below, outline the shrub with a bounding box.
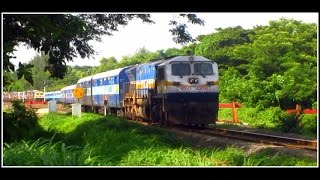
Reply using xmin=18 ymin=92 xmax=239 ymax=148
xmin=3 ymin=100 xmax=43 ymax=142
xmin=238 ymin=108 xmax=276 ymax=129
xmin=300 ymin=114 xmax=317 ymax=137
xmin=271 ymin=107 xmax=301 ymax=133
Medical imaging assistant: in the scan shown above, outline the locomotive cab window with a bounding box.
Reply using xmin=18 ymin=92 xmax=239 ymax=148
xmin=172 ymin=63 xmax=191 ymax=77
xmin=194 ymin=63 xmax=213 ymax=76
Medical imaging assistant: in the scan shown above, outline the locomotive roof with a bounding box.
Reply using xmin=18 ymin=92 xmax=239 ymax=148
xmin=136 ymin=59 xmax=164 ymax=68
xmin=158 ymin=56 xmax=212 ymax=66
xmin=92 ymin=67 xmax=128 ymax=80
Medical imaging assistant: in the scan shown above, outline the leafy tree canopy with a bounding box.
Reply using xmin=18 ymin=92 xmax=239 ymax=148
xmin=3 ymin=13 xmax=204 ymax=87
xmin=204 ymin=18 xmax=317 ymax=108
xmin=195 ymin=26 xmax=253 ymax=75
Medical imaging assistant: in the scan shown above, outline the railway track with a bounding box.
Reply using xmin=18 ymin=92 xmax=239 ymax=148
xmin=129 ymin=119 xmax=317 ymax=151
xmin=175 ymin=127 xmax=317 ymax=151
xmin=125 ymin=118 xmax=317 ymax=151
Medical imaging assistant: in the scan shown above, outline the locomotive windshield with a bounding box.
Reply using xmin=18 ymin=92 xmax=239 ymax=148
xmin=172 ymin=63 xmax=191 ymax=76
xmin=194 ymin=63 xmax=213 ymax=76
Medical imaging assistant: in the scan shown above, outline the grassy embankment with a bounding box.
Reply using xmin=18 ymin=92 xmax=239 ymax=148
xmin=3 ymin=112 xmax=317 ymax=166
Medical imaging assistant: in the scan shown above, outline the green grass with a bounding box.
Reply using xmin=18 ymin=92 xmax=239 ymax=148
xmin=3 ymin=112 xmax=317 ymax=166
xmin=218 ymin=108 xmax=317 ymax=138
xmin=219 ymin=108 xmax=277 ymax=128
xmin=3 ymin=136 xmax=92 ymax=166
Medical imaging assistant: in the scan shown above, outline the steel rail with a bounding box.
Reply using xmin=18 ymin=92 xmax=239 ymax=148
xmin=191 ymin=127 xmax=318 ymax=151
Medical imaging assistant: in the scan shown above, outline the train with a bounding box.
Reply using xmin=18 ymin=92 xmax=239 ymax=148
xmin=5 ymin=55 xmax=219 ymax=127
xmin=3 ymin=90 xmax=44 ymax=102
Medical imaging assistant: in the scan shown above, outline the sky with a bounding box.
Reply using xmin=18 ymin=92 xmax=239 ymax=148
xmin=9 ymin=12 xmax=318 ymax=68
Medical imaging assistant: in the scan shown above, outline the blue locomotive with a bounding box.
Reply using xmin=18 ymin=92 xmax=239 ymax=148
xmin=46 ymin=55 xmax=219 ymax=126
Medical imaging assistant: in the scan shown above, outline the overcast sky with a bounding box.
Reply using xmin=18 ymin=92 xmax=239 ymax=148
xmin=9 ymin=12 xmax=318 ymax=67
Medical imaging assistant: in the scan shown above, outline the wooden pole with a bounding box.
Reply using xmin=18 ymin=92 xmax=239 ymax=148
xmin=232 ymin=101 xmax=239 ymax=123
xmin=296 ymin=104 xmax=301 ymax=116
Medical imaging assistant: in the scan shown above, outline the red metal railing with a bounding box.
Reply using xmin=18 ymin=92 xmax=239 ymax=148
xmin=219 ymin=103 xmax=317 ymax=124
xmin=219 ymin=101 xmax=242 ymax=123
xmin=24 ymin=100 xmax=47 ymax=105
xmin=287 ymin=104 xmax=317 ymax=115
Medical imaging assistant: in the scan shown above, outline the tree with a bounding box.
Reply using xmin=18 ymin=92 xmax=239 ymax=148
xmin=169 ymin=14 xmax=204 ymax=44
xmin=118 ymin=47 xmax=158 ymax=67
xmin=216 ymin=19 xmax=317 ymax=108
xmin=236 ymin=18 xmax=317 ymax=80
xmin=3 ymin=72 xmax=26 ymax=92
xmin=3 ymin=14 xmax=204 ymax=87
xmin=193 ymin=18 xmax=316 ymax=108
xmin=194 ymin=26 xmax=252 ymax=75
xmin=29 ymin=53 xmax=51 ymax=90
xmin=96 ymin=57 xmax=118 ymax=73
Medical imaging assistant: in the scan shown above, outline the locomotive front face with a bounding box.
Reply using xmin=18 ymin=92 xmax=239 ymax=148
xmin=157 ymin=56 xmax=219 ymax=126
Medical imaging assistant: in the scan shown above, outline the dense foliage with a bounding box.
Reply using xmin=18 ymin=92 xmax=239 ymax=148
xmin=196 ymin=18 xmax=317 ymax=109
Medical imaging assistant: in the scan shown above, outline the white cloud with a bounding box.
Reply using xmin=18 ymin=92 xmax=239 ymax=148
xmin=10 ymin=12 xmax=318 ymax=68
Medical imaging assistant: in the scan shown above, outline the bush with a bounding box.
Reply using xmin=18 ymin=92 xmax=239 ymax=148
xmin=271 ymin=107 xmax=301 ymax=133
xmin=300 ymin=115 xmax=317 ymax=137
xmin=3 ymin=101 xmax=43 ymax=142
xmin=238 ymin=108 xmax=277 ymax=129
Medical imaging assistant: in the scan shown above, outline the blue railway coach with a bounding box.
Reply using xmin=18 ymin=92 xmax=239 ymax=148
xmin=77 ymin=67 xmax=131 ymax=114
xmin=76 ymin=75 xmax=93 ymax=106
xmin=60 ymin=85 xmax=76 ymax=104
xmin=44 ymin=91 xmax=61 ymax=101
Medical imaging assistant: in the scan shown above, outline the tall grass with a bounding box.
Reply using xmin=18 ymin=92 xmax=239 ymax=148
xmin=4 ymin=112 xmax=317 ymax=166
xmin=4 ymin=135 xmax=94 ymax=166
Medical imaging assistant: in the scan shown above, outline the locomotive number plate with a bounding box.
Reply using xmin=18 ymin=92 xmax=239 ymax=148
xmin=179 ymin=85 xmax=209 ymax=91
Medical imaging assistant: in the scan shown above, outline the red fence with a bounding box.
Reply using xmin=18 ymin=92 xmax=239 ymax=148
xmin=24 ymin=100 xmax=47 ymax=105
xmin=219 ymin=102 xmax=242 ymax=108
xmin=218 ymin=102 xmax=317 ymax=124
xmin=219 ymin=101 xmax=242 ymax=123
xmin=287 ymin=104 xmax=317 ymax=115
